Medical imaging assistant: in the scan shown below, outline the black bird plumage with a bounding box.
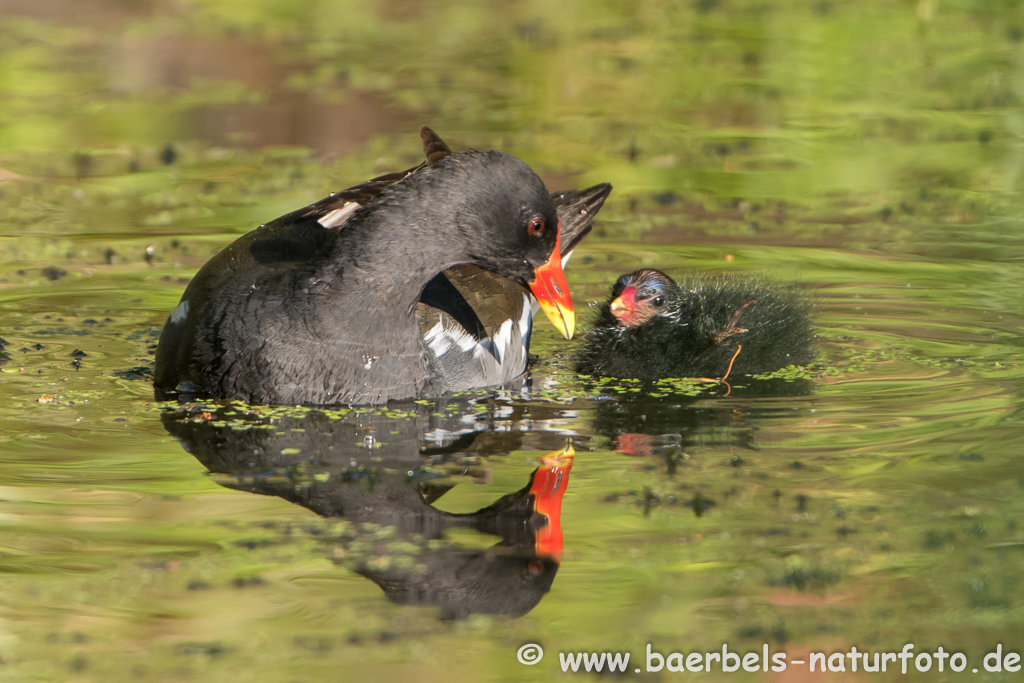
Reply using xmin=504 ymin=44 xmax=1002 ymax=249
xmin=575 ymin=269 xmax=815 ymax=380
xmin=154 ymin=128 xmax=611 ymax=405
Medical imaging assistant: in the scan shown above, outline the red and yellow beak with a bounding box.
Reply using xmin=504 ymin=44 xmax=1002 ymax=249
xmin=530 ymin=441 xmax=575 ymax=560
xmin=529 ymin=230 xmax=575 ymax=339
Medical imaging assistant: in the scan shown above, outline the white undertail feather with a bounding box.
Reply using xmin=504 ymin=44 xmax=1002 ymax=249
xmin=494 ymin=319 xmax=515 ymax=358
xmin=422 ymin=293 xmax=535 ymax=388
xmin=561 ymin=249 xmax=575 ymax=269
xmin=422 ymin=320 xmax=443 ymax=342
xmin=518 ymin=293 xmax=533 ymax=343
xmin=424 ymin=317 xmax=481 ymax=359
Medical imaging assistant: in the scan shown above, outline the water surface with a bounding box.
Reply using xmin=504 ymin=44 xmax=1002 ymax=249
xmin=1 ymin=1 xmax=1023 ymax=680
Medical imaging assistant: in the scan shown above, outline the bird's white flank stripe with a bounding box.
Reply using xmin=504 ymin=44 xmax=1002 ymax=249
xmin=170 ymin=300 xmax=189 ymax=324
xmin=317 ymin=202 xmax=360 ymax=228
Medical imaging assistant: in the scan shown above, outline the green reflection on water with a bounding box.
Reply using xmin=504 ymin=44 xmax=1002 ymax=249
xmin=1 ymin=0 xmax=1023 ymax=680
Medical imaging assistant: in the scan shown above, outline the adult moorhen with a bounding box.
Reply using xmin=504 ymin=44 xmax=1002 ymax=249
xmin=575 ymin=268 xmax=815 ymax=380
xmin=155 ymin=128 xmax=611 ymax=405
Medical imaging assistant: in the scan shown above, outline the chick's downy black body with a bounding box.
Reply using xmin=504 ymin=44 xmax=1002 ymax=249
xmin=575 ymin=269 xmax=815 ymax=380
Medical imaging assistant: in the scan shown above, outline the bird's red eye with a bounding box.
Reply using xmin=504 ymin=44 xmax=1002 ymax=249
xmin=528 ymin=217 xmax=545 ymax=235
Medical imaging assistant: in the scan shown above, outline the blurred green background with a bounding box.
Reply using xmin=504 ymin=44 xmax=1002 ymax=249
xmin=1 ymin=0 xmax=1024 ymax=681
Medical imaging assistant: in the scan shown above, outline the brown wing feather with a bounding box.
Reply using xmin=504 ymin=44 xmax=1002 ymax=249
xmin=420 ymin=126 xmax=453 ymax=167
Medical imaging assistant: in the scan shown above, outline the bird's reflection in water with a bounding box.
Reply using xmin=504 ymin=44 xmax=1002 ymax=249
xmin=586 ymin=378 xmax=815 ymax=466
xmin=161 ymin=399 xmax=574 ymax=619
xmin=576 ymin=378 xmax=817 ymax=519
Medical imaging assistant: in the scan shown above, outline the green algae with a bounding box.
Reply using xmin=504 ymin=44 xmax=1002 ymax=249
xmin=1 ymin=0 xmax=1024 ymax=681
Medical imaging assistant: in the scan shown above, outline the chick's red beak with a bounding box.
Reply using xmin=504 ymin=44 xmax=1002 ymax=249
xmin=529 ymin=229 xmax=575 ymax=339
xmin=609 ymin=285 xmax=640 ymax=326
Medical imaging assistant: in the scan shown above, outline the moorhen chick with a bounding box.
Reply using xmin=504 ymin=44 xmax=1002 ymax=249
xmin=575 ymin=269 xmax=815 ymax=380
xmin=155 ymin=128 xmax=610 ymax=405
